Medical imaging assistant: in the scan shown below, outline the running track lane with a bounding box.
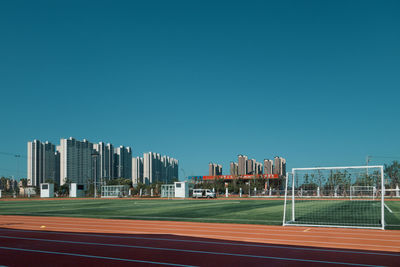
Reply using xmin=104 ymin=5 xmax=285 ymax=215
xmin=0 ymin=229 xmax=399 ymax=266
xmin=1 ymin=215 xmax=400 ymax=252
xmin=0 ymin=216 xmax=398 ymax=266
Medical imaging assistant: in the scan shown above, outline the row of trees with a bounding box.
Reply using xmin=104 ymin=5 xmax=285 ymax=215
xmin=193 ymin=177 xmax=284 ymax=195
xmin=3 ymin=161 xmax=399 ymax=197
xmin=384 ymin=161 xmax=400 ymax=187
xmin=295 ymin=161 xmax=400 ymax=191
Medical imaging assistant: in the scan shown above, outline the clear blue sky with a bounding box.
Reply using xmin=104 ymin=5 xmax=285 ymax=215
xmin=1 ymin=0 xmax=399 ymax=179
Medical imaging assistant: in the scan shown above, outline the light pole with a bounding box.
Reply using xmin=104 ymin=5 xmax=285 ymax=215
xmin=14 ymin=154 xmax=21 ymax=181
xmin=180 ymin=168 xmax=186 ymax=181
xmin=366 ymin=155 xmax=371 ymax=177
xmin=165 ymin=165 xmax=173 ymax=184
xmin=91 ymin=152 xmax=99 ymax=198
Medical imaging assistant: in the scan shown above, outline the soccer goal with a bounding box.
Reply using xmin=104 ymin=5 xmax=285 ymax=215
xmin=283 ymin=166 xmax=385 ymax=230
xmin=350 ymin=186 xmax=377 ymax=200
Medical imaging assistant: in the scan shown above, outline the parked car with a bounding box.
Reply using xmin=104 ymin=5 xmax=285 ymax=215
xmin=192 ymin=189 xmax=216 ymax=198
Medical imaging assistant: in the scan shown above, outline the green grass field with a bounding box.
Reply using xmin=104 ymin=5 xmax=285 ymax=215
xmin=0 ymin=199 xmax=399 ymax=230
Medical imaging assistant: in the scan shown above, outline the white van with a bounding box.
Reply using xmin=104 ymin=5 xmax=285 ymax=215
xmin=192 ymin=189 xmax=216 ymax=198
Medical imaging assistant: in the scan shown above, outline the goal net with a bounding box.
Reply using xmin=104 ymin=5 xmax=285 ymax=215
xmin=283 ymin=166 xmax=385 ymax=229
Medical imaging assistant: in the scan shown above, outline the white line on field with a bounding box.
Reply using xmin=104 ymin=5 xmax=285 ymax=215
xmin=384 ymin=204 xmax=393 ymax=213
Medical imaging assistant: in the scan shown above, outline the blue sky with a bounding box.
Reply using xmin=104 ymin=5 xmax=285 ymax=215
xmin=1 ymin=0 xmax=399 ymax=179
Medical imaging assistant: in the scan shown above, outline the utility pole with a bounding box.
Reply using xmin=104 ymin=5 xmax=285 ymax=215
xmin=14 ymin=154 xmax=21 ymax=181
xmin=91 ymin=152 xmax=99 ymax=198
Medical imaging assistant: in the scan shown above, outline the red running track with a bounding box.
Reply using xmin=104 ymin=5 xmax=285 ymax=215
xmin=0 ymin=215 xmax=399 ymax=266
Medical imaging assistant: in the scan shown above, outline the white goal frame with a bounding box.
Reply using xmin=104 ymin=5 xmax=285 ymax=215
xmin=283 ymin=165 xmax=385 ymax=230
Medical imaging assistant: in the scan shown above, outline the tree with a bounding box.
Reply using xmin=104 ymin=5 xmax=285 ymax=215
xmin=57 ymin=178 xmax=71 ymax=196
xmin=106 ymin=178 xmax=132 ymax=187
xmin=385 ymin=161 xmax=400 ymax=188
xmin=0 ymin=177 xmax=7 ymax=191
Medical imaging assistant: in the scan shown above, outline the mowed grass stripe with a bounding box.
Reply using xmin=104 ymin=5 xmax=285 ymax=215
xmin=0 ymin=199 xmax=399 ymax=228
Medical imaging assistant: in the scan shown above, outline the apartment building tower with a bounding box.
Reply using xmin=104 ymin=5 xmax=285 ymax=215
xmin=114 ymin=146 xmax=132 ymax=179
xmin=27 ymin=140 xmax=57 ymax=186
xmin=132 ymin=157 xmax=143 ymax=185
xmin=263 ymin=159 xmax=273 ymax=175
xmin=230 ymin=162 xmax=238 ymax=176
xmin=246 ymin=159 xmax=256 ymax=175
xmin=238 ymin=155 xmax=248 ymax=175
xmin=143 ymin=152 xmax=178 ymax=184
xmin=273 ymin=156 xmax=286 ymax=177
xmin=209 ymin=163 xmax=222 ymax=176
xmin=94 ymin=142 xmax=114 ymax=181
xmin=58 ymin=137 xmax=93 ymax=185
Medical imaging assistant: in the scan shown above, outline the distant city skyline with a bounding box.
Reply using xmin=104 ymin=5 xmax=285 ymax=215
xmin=1 ymin=1 xmax=400 ymax=179
xmin=27 ymin=137 xmax=178 ymax=186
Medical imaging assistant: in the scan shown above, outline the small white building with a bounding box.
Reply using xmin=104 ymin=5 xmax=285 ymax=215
xmin=174 ymin=181 xmax=189 ymax=198
xmin=69 ymin=183 xmax=85 ymax=198
xmin=40 ymin=183 xmax=54 ymax=198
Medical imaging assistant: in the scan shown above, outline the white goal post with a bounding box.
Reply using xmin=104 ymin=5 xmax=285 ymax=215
xmin=283 ymin=165 xmax=385 ymax=230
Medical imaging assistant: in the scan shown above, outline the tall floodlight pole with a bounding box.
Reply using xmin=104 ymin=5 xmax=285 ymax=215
xmin=180 ymin=168 xmax=186 ymax=181
xmin=14 ymin=154 xmax=21 ymax=182
xmin=91 ymin=152 xmax=99 ymax=198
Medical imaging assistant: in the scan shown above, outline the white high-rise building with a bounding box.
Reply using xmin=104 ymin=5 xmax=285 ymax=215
xmin=93 ymin=142 xmax=114 ymax=182
xmin=114 ymin=146 xmax=132 ymax=179
xmin=143 ymin=152 xmax=178 ymax=184
xmin=143 ymin=152 xmax=154 ymax=184
xmin=132 ymin=157 xmax=143 ymax=185
xmin=58 ymin=137 xmax=93 ymax=185
xmin=27 ymin=140 xmax=56 ymax=186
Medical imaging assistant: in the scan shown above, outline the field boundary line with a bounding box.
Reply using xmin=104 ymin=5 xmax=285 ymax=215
xmin=385 ymin=204 xmax=393 ymax=213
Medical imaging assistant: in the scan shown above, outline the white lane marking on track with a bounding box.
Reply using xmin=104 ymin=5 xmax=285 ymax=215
xmin=0 ymin=246 xmax=196 ymax=267
xmin=4 ymin=219 xmax=400 ymax=243
xmin=1 ymin=226 xmax=399 ymax=250
xmin=3 ymin=217 xmax=400 ymax=244
xmin=0 ymin=237 xmax=382 ymax=267
xmin=2 ymin=228 xmax=400 ymax=257
xmin=0 ymin=212 xmax=279 ymax=222
xmin=5 ymin=215 xmax=399 ymax=237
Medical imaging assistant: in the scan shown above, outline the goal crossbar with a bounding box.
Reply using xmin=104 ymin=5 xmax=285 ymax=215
xmin=292 ymin=165 xmax=383 ymax=171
